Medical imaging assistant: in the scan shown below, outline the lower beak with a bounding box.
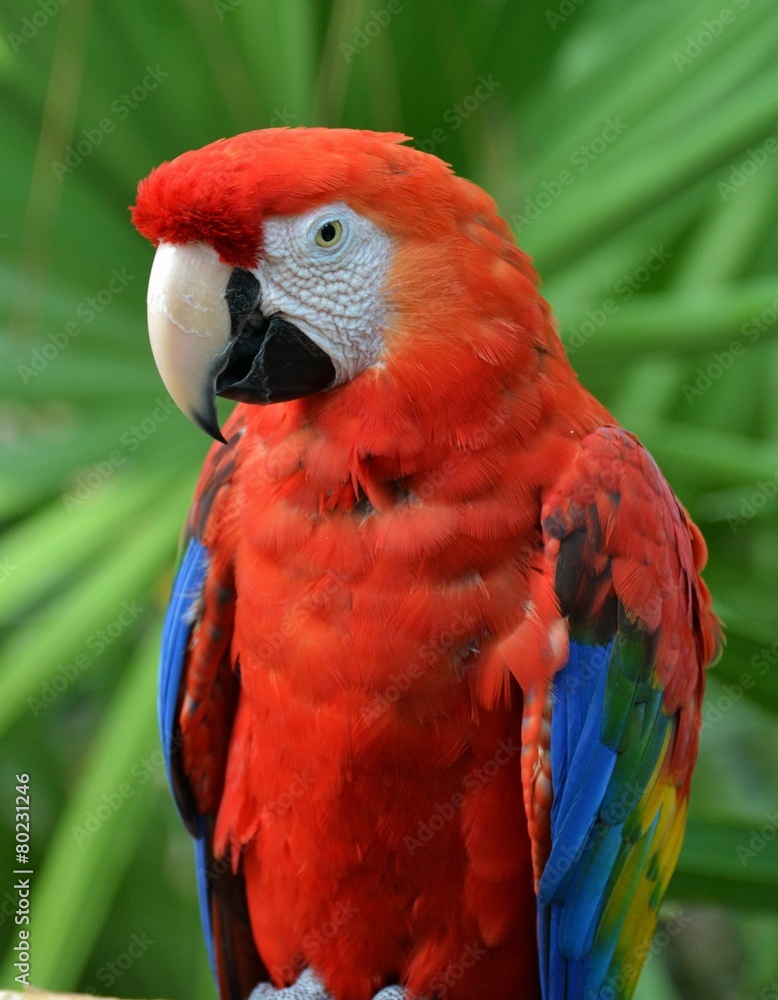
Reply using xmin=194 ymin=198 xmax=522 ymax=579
xmin=146 ymin=241 xmax=337 ymax=442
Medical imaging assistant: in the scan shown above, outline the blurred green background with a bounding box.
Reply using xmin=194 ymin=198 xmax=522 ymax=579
xmin=1 ymin=0 xmax=778 ymax=997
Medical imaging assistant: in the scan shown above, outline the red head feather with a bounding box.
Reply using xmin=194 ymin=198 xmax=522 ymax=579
xmin=131 ymin=128 xmax=505 ymax=269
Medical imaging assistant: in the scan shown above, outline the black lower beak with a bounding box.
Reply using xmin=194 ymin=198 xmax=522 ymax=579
xmin=215 ymin=268 xmax=336 ymax=405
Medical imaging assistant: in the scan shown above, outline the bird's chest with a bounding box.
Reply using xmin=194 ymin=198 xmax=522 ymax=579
xmin=230 ymin=469 xmax=533 ymax=712
xmin=217 ymin=458 xmax=539 ymax=996
xmin=221 ymin=436 xmax=538 ymax=847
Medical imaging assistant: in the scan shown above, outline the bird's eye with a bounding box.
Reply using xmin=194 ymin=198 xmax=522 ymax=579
xmin=315 ymin=220 xmax=343 ymax=248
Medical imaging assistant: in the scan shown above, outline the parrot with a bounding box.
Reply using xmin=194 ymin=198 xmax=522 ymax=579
xmin=131 ymin=128 xmax=720 ymax=1000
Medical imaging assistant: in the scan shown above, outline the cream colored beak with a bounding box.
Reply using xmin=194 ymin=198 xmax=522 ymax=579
xmin=146 ymin=241 xmax=233 ymax=441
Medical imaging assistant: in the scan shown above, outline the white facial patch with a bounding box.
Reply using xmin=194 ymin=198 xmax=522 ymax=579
xmin=255 ymin=202 xmax=394 ymax=384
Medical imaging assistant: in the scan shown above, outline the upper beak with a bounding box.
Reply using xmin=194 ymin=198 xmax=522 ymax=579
xmin=146 ymin=241 xmax=338 ymax=443
xmin=146 ymin=241 xmax=232 ymax=442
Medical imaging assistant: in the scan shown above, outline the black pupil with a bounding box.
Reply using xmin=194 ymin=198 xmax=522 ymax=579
xmin=321 ymin=222 xmax=336 ymax=243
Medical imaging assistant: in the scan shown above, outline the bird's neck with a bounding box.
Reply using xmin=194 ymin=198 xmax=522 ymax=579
xmin=239 ymin=352 xmax=605 ymax=517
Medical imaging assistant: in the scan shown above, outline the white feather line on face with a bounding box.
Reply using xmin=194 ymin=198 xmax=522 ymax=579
xmin=255 ymin=202 xmax=395 ymax=385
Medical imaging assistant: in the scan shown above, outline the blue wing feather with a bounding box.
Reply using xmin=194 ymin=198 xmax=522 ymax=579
xmin=539 ymin=632 xmax=677 ymax=1000
xmin=158 ymin=537 xmax=215 ymax=972
xmin=536 ymin=427 xmax=715 ymax=1000
xmin=156 ymin=421 xmax=267 ymax=998
xmin=194 ymin=815 xmax=218 ymax=976
xmin=158 ymin=536 xmax=209 ymax=794
xmin=539 ymin=641 xmax=617 ymax=1000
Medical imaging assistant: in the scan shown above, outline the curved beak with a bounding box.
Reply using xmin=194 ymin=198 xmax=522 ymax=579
xmin=146 ymin=241 xmax=232 ymax=441
xmin=146 ymin=240 xmax=338 ymax=443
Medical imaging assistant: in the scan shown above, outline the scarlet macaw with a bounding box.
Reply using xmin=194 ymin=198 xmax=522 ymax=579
xmin=132 ymin=128 xmax=720 ymax=1000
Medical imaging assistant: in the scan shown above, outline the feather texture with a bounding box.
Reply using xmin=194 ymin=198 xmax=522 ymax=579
xmin=137 ymin=129 xmax=721 ymax=1000
xmin=531 ymin=428 xmax=719 ymax=999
